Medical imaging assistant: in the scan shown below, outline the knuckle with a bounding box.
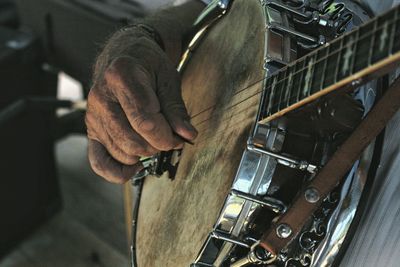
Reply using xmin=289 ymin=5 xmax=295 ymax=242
xmin=86 ymin=129 xmax=97 ymax=140
xmin=90 ymin=154 xmax=123 ymax=184
xmin=87 ymin=89 xmax=105 ymax=110
xmin=107 ymin=138 xmax=138 ymax=165
xmin=121 ymin=153 xmax=139 ymax=165
xmin=123 ymin=139 xmax=143 ymax=155
xmin=105 ymin=57 xmax=134 ymax=89
xmin=85 ymin=111 xmax=96 ymax=128
xmin=135 ymin=146 xmax=154 ymax=157
xmin=105 ymin=66 xmax=123 ymax=87
xmin=133 ymin=113 xmax=158 ymax=132
xmin=122 ymin=135 xmax=157 ymax=157
xmin=163 ymin=102 xmax=187 ymax=115
xmin=152 ymin=139 xmax=175 ymax=151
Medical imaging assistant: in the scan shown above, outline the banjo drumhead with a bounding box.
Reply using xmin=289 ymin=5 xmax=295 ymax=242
xmin=136 ymin=1 xmax=267 ymax=266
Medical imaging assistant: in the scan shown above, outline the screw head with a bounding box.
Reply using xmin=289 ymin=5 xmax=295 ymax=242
xmin=305 ymin=187 xmax=320 ymax=203
xmin=276 ymin=224 xmax=292 ymax=239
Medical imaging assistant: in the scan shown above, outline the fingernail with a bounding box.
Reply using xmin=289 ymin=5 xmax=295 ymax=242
xmin=173 ymin=134 xmax=194 ymax=147
xmin=175 ymin=143 xmax=185 ymax=149
xmin=183 ymin=119 xmax=198 ymax=136
xmin=180 ymin=137 xmax=195 ymax=146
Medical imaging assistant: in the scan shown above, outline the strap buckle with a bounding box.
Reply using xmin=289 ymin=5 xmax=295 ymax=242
xmin=231 ymin=242 xmax=277 ymax=267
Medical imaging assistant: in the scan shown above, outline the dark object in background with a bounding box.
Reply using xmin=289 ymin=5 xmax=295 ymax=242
xmin=0 ymin=27 xmax=61 ymax=257
xmin=0 ymin=0 xmax=18 ymax=28
xmin=14 ymin=0 xmax=146 ymax=90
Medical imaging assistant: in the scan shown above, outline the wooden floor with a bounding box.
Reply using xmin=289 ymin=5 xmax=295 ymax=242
xmin=0 ymin=135 xmax=130 ymax=267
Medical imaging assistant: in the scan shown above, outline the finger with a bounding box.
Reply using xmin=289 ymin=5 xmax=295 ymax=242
xmin=105 ymin=57 xmax=181 ymax=151
xmin=157 ymin=62 xmax=198 ymax=142
xmin=88 ymin=139 xmax=143 ymax=184
xmin=86 ymin=94 xmax=143 ymax=165
xmin=101 ymin=100 xmax=160 ymax=157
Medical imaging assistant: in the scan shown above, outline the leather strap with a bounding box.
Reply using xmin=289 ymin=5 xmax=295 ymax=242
xmin=259 ymin=76 xmax=400 ymax=255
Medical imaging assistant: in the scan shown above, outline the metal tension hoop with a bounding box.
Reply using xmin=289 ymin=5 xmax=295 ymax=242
xmin=258 ymin=76 xmax=400 ymax=256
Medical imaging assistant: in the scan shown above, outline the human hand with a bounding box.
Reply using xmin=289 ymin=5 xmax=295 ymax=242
xmin=85 ymin=26 xmax=197 ymax=183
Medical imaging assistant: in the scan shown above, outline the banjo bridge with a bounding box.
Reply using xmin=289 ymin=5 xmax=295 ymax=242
xmin=134 ymin=150 xmax=182 ymax=180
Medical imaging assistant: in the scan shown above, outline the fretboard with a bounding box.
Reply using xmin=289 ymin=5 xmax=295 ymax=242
xmin=259 ymin=4 xmax=400 ymax=124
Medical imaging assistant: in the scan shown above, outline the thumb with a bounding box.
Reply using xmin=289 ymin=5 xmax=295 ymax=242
xmin=157 ymin=63 xmax=198 ymax=142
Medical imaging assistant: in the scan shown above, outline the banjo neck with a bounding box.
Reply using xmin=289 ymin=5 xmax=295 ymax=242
xmin=259 ymin=4 xmax=400 ymax=124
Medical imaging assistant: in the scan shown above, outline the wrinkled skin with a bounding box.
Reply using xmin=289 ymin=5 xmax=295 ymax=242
xmin=85 ymin=28 xmax=198 ymax=184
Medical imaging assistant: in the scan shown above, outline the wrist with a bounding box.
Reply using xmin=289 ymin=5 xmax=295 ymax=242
xmin=138 ymin=1 xmax=205 ymax=65
xmin=120 ymin=23 xmax=165 ymax=51
xmin=140 ymin=16 xmax=185 ymax=65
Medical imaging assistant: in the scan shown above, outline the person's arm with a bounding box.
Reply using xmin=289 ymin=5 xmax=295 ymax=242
xmin=86 ymin=1 xmax=205 ymax=183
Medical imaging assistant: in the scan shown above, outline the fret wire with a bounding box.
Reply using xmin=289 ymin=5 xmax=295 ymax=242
xmin=322 ymin=43 xmax=335 ymax=88
xmin=264 ymin=79 xmax=274 ymax=116
xmin=261 ymin=82 xmax=270 ymax=117
xmin=320 ymin=47 xmax=328 ymax=92
xmin=371 ymin=21 xmax=382 ymax=64
xmin=306 ymin=54 xmax=316 ymax=98
xmin=279 ymin=68 xmax=290 ymax=110
xmin=368 ymin=19 xmax=377 ymax=66
xmin=394 ymin=11 xmax=400 ymax=53
xmin=267 ymin=16 xmax=399 ymax=90
xmin=273 ymin=71 xmax=281 ymax=112
xmin=263 ymin=15 xmax=399 ymax=109
xmin=310 ymin=51 xmax=324 ymax=94
xmin=289 ymin=61 xmax=304 ymax=105
xmin=260 ymin=14 xmax=400 ymax=115
xmin=331 ymin=37 xmax=342 ymax=85
xmin=349 ymin=29 xmax=360 ymax=76
xmin=389 ymin=8 xmax=399 ymax=54
xmin=281 ymin=41 xmax=392 ymax=106
xmin=194 ymin=9 xmax=399 ymax=127
xmin=295 ymin=61 xmax=305 ymax=104
xmin=275 ymin=71 xmax=287 ymax=112
xmin=284 ymin=66 xmax=294 ymax=108
xmin=267 ymin=76 xmax=277 ymax=115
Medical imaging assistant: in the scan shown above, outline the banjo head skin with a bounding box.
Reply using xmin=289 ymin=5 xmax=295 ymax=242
xmin=136 ymin=0 xmax=266 ymax=266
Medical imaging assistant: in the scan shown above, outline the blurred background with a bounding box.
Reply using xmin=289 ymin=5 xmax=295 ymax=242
xmin=0 ymin=1 xmax=172 ymax=266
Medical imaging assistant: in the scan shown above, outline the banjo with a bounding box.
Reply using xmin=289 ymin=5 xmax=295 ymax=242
xmin=129 ymin=0 xmax=400 ymax=266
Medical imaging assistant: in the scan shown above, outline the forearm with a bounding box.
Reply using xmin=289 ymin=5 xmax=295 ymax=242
xmin=140 ymin=1 xmax=205 ymax=64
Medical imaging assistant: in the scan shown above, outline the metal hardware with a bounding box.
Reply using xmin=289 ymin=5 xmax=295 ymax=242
xmin=191 ymin=262 xmax=214 ymax=267
xmin=247 ymin=142 xmax=318 ymax=173
xmin=188 ymin=1 xmax=376 ymax=267
xmin=210 ymin=231 xmax=251 ymax=248
xmin=268 ymin=22 xmax=323 ymax=44
xmin=133 ymin=150 xmax=182 ymax=180
xmin=130 ymin=177 xmax=145 ymax=267
xmin=265 ymin=0 xmax=311 ymax=19
xmin=351 ymin=78 xmax=363 ymax=87
xmin=231 ymin=189 xmax=287 ymax=213
xmin=217 ymin=0 xmax=230 ymax=9
xmin=276 ymin=224 xmax=293 ymax=239
xmin=231 ymin=242 xmax=277 ymax=267
xmin=194 ymin=0 xmax=231 ymax=27
xmin=265 ymin=0 xmax=335 ymax=27
xmin=304 ymin=187 xmax=320 ymax=203
xmin=132 ymin=157 xmax=156 ymax=180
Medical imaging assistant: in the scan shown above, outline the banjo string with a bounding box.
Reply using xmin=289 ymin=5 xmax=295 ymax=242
xmin=186 ymin=17 xmax=398 ymax=129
